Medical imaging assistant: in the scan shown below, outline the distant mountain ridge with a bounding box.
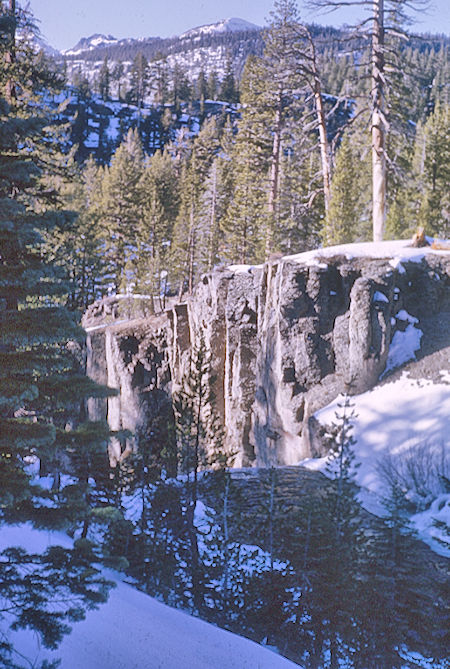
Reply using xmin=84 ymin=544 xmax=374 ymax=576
xmin=61 ymin=18 xmax=261 ymax=58
xmin=179 ymin=17 xmax=260 ymax=40
xmin=63 ymin=34 xmax=121 ymax=56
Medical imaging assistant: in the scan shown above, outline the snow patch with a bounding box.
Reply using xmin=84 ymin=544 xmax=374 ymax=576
xmin=300 ymin=373 xmax=450 ymax=554
xmin=382 ymin=322 xmax=422 ymax=377
xmin=0 ymin=524 xmax=299 ymax=669
xmin=283 ymin=239 xmax=449 ymax=269
xmin=373 ymin=290 xmax=389 ymax=303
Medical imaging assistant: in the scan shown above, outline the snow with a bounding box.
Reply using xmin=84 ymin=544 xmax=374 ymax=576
xmin=180 ymin=17 xmax=260 ymax=40
xmin=194 ymin=501 xmax=290 ymax=575
xmin=300 ymin=373 xmax=450 ymax=555
xmin=227 ymin=263 xmax=257 ymax=273
xmin=382 ymin=310 xmax=423 ymax=377
xmin=63 ymin=33 xmax=119 ymax=56
xmin=107 ymin=116 xmax=121 ymax=141
xmin=284 ymin=239 xmax=450 ymax=267
xmin=411 ymin=495 xmax=450 ymax=557
xmin=85 ymin=131 xmax=99 ymax=148
xmin=227 ymin=239 xmax=450 ymax=275
xmin=373 ymin=290 xmax=389 ymax=303
xmin=0 ymin=524 xmax=300 ymax=669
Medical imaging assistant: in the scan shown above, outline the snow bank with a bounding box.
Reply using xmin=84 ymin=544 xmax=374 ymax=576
xmin=382 ymin=309 xmax=423 ymax=376
xmin=285 ymin=238 xmax=450 ymax=267
xmin=227 ymin=238 xmax=449 ymax=274
xmin=300 ymin=373 xmax=450 ymax=555
xmin=0 ymin=524 xmax=300 ymax=669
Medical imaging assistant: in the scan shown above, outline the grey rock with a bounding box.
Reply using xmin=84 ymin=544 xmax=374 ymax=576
xmin=83 ymin=252 xmax=450 ymax=468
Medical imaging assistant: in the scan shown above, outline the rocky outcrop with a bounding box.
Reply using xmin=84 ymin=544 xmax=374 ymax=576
xmin=84 ymin=297 xmax=174 ymax=467
xmin=83 ymin=247 xmax=450 ymax=468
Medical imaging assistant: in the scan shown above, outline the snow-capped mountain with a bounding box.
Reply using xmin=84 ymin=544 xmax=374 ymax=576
xmin=62 ymin=18 xmax=261 ymax=58
xmin=61 ymin=17 xmax=263 ymax=98
xmin=180 ymin=17 xmax=261 ymax=40
xmin=63 ymin=33 xmax=120 ymax=56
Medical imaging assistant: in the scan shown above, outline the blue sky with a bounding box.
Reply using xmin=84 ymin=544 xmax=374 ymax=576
xmin=28 ymin=0 xmax=449 ymax=52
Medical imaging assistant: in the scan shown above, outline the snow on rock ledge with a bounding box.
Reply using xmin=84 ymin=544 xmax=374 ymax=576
xmin=83 ymin=241 xmax=450 ymax=469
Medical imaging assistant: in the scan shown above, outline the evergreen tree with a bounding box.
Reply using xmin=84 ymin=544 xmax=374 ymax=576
xmin=171 ymin=117 xmax=219 ymax=295
xmin=293 ymin=397 xmax=363 ymax=668
xmin=128 ymin=51 xmax=149 ymax=124
xmin=135 ymin=148 xmax=179 ymax=303
xmin=171 ymin=62 xmax=191 ymax=111
xmin=0 ymin=2 xmax=113 ymax=662
xmin=322 ymin=136 xmax=362 ymax=245
xmin=207 ymin=70 xmax=219 ymax=101
xmin=354 ymin=481 xmax=441 ymax=667
xmin=196 ymin=68 xmax=208 ymax=107
xmin=98 ymin=128 xmax=145 ymax=292
xmin=220 ymin=58 xmax=269 ymax=264
xmin=308 ymin=0 xmax=430 ymax=241
xmin=111 ymin=60 xmax=125 ymax=100
xmin=173 ymin=331 xmax=224 ymax=612
xmin=151 ymin=54 xmax=169 ymax=105
xmin=98 ymin=55 xmax=110 ymax=101
xmin=45 ymin=155 xmax=105 ymax=309
xmin=414 ymin=104 xmax=450 ymax=237
xmin=220 ymin=54 xmax=238 ymax=103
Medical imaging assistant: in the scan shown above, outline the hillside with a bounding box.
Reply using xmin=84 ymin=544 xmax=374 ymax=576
xmin=0 ymin=525 xmax=300 ymax=669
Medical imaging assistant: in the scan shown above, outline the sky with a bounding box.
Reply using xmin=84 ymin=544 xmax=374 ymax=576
xmin=27 ymin=0 xmax=449 ymax=52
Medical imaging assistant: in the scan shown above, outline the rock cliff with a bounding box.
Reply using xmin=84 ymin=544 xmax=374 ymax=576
xmin=83 ymin=242 xmax=450 ymax=468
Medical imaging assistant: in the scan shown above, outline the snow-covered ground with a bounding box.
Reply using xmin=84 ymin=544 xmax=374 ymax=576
xmin=230 ymin=238 xmax=450 ymax=274
xmin=301 ymin=372 xmax=450 ymax=557
xmin=0 ymin=526 xmax=299 ymax=669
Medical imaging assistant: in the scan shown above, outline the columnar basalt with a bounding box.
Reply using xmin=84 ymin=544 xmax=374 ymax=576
xmin=83 ymin=247 xmax=450 ymax=468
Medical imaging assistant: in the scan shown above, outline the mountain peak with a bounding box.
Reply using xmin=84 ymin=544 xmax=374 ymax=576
xmin=63 ymin=34 xmax=119 ymax=56
xmin=179 ymin=17 xmax=260 ymax=40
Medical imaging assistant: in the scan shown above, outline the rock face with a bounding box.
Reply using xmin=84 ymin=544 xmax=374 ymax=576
xmin=83 ymin=248 xmax=450 ymax=468
xmin=84 ymin=297 xmax=174 ymax=467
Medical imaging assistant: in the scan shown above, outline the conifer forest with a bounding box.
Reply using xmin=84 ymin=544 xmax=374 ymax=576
xmin=0 ymin=0 xmax=449 ymax=667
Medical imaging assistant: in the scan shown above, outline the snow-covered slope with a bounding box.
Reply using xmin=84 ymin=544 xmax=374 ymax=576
xmin=63 ymin=33 xmax=119 ymax=56
xmin=301 ymin=372 xmax=450 ymax=557
xmin=180 ymin=17 xmax=260 ymax=40
xmin=2 ymin=526 xmax=299 ymax=669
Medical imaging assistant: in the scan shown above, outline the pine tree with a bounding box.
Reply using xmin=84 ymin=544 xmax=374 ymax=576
xmin=207 ymin=70 xmax=219 ymax=101
xmin=220 ymin=54 xmax=238 ymax=103
xmin=308 ymin=0 xmax=430 ymax=241
xmin=135 ymin=148 xmax=179 ymax=303
xmin=111 ymin=61 xmax=124 ymax=100
xmin=293 ymin=397 xmax=363 ymax=668
xmin=98 ymin=128 xmax=145 ymax=292
xmin=173 ymin=331 xmax=224 ymax=613
xmin=354 ymin=480 xmax=441 ymax=668
xmin=151 ymin=54 xmax=169 ymax=105
xmin=128 ymin=51 xmax=149 ymax=124
xmin=322 ymin=136 xmax=362 ymax=245
xmin=44 ymin=155 xmax=105 ymax=309
xmin=220 ymin=58 xmax=269 ymax=264
xmin=414 ymin=104 xmax=450 ymax=237
xmin=0 ymin=2 xmax=113 ymax=661
xmin=98 ymin=56 xmax=110 ymax=101
xmin=171 ymin=118 xmax=219 ymax=295
xmin=171 ymin=62 xmax=191 ymax=111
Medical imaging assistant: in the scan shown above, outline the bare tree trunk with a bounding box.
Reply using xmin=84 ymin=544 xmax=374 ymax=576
xmin=188 ymin=202 xmax=195 ymax=295
xmin=314 ymin=80 xmax=331 ymax=215
xmin=207 ymin=162 xmax=217 ymax=271
xmin=306 ymin=28 xmax=332 ymax=214
xmin=372 ymin=0 xmax=386 ymax=241
xmin=266 ymin=88 xmax=283 ymax=258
